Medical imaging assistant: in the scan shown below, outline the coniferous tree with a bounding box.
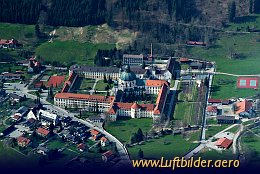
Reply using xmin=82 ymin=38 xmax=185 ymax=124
xmin=228 ymin=1 xmax=236 ymax=22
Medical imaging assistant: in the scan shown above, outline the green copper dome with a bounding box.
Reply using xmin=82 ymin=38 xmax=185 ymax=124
xmin=120 ymin=65 xmax=136 ymax=81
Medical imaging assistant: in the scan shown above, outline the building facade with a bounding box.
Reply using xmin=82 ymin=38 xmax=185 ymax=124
xmin=54 ymin=93 xmax=115 ymax=112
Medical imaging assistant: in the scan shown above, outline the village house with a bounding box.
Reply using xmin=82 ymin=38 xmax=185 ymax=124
xmin=102 ymin=150 xmax=115 ymax=162
xmin=17 ymin=136 xmax=31 ymax=147
xmin=215 ymin=138 xmax=233 ymax=149
xmin=38 ymin=109 xmax=60 ymax=126
xmin=8 ymin=93 xmax=26 ymax=104
xmin=90 ymin=129 xmax=101 ymax=140
xmin=206 ymin=106 xmax=218 ymax=116
xmin=100 ymin=137 xmax=109 ymax=147
xmin=37 ymin=146 xmax=49 ymax=155
xmin=37 ymin=127 xmax=50 ymax=137
xmin=235 ymin=100 xmax=255 ymax=118
xmin=0 ymin=39 xmax=19 ymax=48
xmin=77 ymin=143 xmax=86 ymax=152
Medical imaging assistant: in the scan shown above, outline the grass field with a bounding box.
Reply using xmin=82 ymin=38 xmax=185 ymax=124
xmin=35 ymin=40 xmax=115 ymax=66
xmin=174 ymin=102 xmax=197 ymax=126
xmin=211 ymin=75 xmax=258 ymax=99
xmin=128 ymin=133 xmax=199 ymax=160
xmin=205 ymin=124 xmax=231 ymax=139
xmin=0 ymin=23 xmax=36 ymax=44
xmin=225 ymin=14 xmax=260 ymax=31
xmin=197 ymin=148 xmax=235 ymax=160
xmin=80 ymin=78 xmax=95 ymax=90
xmin=95 ymin=80 xmax=110 ymax=91
xmin=104 ymin=117 xmax=153 ymax=144
xmin=188 ymin=33 xmax=260 ymax=75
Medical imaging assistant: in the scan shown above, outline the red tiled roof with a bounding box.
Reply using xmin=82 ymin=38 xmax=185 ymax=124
xmin=55 ymin=93 xmax=115 ymax=103
xmin=154 ymin=84 xmax=168 ymax=115
xmin=235 ymin=100 xmax=253 ymax=115
xmin=101 ymin=137 xmax=108 ymax=142
xmin=37 ymin=127 xmax=50 ymax=136
xmin=90 ymin=129 xmax=100 ymax=135
xmin=17 ymin=136 xmax=30 ymax=145
xmin=215 ymin=138 xmax=233 ymax=149
xmin=179 ymin=58 xmax=190 ymax=62
xmin=47 ymin=76 xmax=65 ymax=88
xmin=208 ymin=99 xmax=222 ymax=103
xmin=77 ymin=143 xmax=86 ymax=150
xmin=206 ymin=106 xmax=218 ymax=112
xmin=13 ymin=114 xmax=21 ymax=120
xmin=146 ymin=80 xmax=169 ymax=87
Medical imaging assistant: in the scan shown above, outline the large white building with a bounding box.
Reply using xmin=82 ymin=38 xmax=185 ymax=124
xmin=38 ymin=109 xmax=59 ymax=126
xmin=123 ymin=54 xmax=144 ymax=66
xmin=54 ymin=93 xmax=115 ymax=112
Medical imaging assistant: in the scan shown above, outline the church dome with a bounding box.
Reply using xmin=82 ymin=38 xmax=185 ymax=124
xmin=120 ymin=65 xmax=136 ymax=81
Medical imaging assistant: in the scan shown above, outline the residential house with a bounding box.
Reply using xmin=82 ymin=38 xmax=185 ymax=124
xmin=215 ymin=138 xmax=233 ymax=149
xmin=100 ymin=137 xmax=109 ymax=147
xmin=90 ymin=129 xmax=101 ymax=140
xmin=38 ymin=109 xmax=59 ymax=126
xmin=37 ymin=146 xmax=49 ymax=155
xmin=37 ymin=127 xmax=50 ymax=137
xmin=235 ymin=100 xmax=255 ymax=118
xmin=12 ymin=113 xmax=22 ymax=122
xmin=102 ymin=150 xmax=115 ymax=162
xmin=77 ymin=143 xmax=86 ymax=152
xmin=8 ymin=93 xmax=25 ymax=104
xmin=17 ymin=136 xmax=31 ymax=147
xmin=206 ymin=106 xmax=218 ymax=116
xmin=88 ymin=115 xmax=104 ymax=123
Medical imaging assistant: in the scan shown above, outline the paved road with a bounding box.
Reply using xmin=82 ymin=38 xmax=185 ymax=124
xmin=4 ymin=83 xmax=131 ymax=168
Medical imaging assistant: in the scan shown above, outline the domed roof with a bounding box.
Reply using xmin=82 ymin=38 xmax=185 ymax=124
xmin=120 ymin=65 xmax=136 ymax=81
xmin=131 ymin=103 xmax=141 ymax=110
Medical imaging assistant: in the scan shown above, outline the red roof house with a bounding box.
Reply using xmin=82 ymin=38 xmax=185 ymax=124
xmin=215 ymin=138 xmax=233 ymax=149
xmin=17 ymin=136 xmax=31 ymax=147
xmin=37 ymin=127 xmax=50 ymax=137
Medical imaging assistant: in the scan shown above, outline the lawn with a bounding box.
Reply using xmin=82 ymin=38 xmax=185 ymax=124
xmin=128 ymin=133 xmax=199 ymax=160
xmin=227 ymin=125 xmax=240 ymax=134
xmin=95 ymin=80 xmax=111 ymax=91
xmin=205 ymin=124 xmax=231 ymax=139
xmin=80 ymin=78 xmax=95 ymax=90
xmin=225 ymin=14 xmax=260 ymax=32
xmin=211 ymin=75 xmax=258 ymax=99
xmin=197 ymin=148 xmax=236 ymax=160
xmin=188 ymin=33 xmax=260 ymax=75
xmin=35 ymin=40 xmax=115 ymax=66
xmin=0 ymin=23 xmax=36 ymax=44
xmin=104 ymin=117 xmax=153 ymax=144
